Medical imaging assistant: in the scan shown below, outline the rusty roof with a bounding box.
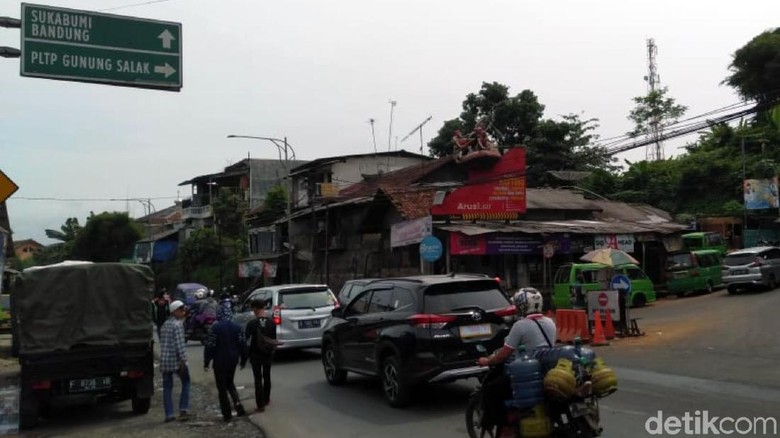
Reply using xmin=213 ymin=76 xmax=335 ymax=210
xmin=340 ymin=156 xmax=455 ymax=198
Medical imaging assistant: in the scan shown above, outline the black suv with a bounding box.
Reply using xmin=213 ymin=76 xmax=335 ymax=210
xmin=321 ymin=274 xmax=515 ymax=407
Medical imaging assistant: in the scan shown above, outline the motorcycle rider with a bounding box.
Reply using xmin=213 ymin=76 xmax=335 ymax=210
xmin=476 ymin=288 xmax=557 ymax=434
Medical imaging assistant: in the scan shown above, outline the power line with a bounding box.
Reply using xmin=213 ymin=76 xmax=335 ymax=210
xmin=14 ymin=196 xmax=178 ymax=202
xmin=99 ymin=0 xmax=177 ymax=12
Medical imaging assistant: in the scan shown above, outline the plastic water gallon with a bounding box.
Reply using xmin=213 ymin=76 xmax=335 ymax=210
xmin=543 ymin=358 xmax=577 ymax=400
xmin=591 ymin=357 xmax=618 ymax=397
xmin=505 ymin=345 xmax=544 ymax=410
xmin=519 ymin=403 xmax=552 ymax=438
xmin=539 ymin=345 xmax=579 ymax=372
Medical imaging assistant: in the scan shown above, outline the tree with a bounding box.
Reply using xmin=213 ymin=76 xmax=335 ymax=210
xmin=724 ymin=28 xmax=780 ymax=103
xmin=427 ymin=82 xmax=614 ymax=187
xmin=71 ymin=212 xmax=142 ymax=262
xmin=427 ymin=82 xmax=544 ymax=157
xmin=627 ymin=86 xmax=687 ymax=138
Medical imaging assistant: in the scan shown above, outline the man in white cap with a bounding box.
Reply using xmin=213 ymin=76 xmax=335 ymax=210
xmin=160 ymin=300 xmax=190 ymax=422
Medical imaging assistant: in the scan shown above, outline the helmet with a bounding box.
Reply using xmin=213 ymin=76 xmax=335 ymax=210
xmin=194 ymin=289 xmax=206 ymax=300
xmin=513 ymin=287 xmax=543 ymax=316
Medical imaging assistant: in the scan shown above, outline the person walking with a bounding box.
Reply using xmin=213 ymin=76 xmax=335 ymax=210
xmin=159 ymin=300 xmax=191 ymax=423
xmin=204 ymin=305 xmax=247 ymax=422
xmin=153 ymin=290 xmax=170 ymax=340
xmin=242 ymin=299 xmax=281 ymax=412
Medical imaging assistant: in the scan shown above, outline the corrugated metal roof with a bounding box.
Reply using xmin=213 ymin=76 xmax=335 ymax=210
xmin=438 ymin=219 xmax=687 ymax=235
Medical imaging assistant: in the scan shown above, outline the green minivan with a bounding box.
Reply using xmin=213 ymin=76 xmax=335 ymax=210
xmin=552 ymin=262 xmax=657 ymax=309
xmin=665 ymin=249 xmax=723 ymax=297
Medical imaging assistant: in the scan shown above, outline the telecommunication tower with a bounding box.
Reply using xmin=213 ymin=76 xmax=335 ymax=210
xmin=644 ymin=38 xmax=663 ymax=161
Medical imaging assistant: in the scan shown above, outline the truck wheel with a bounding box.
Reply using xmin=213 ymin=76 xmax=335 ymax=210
xmin=132 ymin=396 xmax=151 ymax=414
xmin=20 ymin=390 xmax=39 ymax=429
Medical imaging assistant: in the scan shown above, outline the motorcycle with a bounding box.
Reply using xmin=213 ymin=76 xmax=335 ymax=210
xmin=465 ymin=346 xmax=605 ymax=438
xmin=184 ymin=313 xmax=215 ymax=345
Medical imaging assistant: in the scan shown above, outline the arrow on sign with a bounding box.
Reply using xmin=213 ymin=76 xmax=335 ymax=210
xmin=158 ymin=29 xmax=175 ymax=49
xmin=154 ymin=63 xmax=176 ymax=78
xmin=613 ymin=278 xmax=630 ymax=290
xmin=0 ymin=170 xmax=19 ymax=203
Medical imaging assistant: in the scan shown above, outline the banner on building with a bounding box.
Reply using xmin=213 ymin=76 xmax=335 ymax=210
xmin=391 ymin=216 xmax=432 ymax=248
xmin=431 ymin=148 xmax=526 ymax=220
xmin=744 ymin=177 xmax=779 ymax=210
xmin=450 ymin=232 xmax=542 ymax=255
xmin=238 ymin=260 xmax=278 ymax=278
xmin=594 ymin=234 xmax=635 ymax=252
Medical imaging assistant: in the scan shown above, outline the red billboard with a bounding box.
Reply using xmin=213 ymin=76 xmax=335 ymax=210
xmin=430 ymin=147 xmax=526 ymax=220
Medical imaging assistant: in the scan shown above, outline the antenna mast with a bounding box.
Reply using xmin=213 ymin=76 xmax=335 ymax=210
xmin=387 ymin=100 xmax=397 ymax=151
xmin=401 ymin=115 xmax=433 ymax=155
xmin=645 ymin=38 xmax=663 ymax=161
xmin=368 ymin=118 xmax=378 ymax=153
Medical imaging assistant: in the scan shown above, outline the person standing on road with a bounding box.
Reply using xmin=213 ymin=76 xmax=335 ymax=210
xmin=204 ymin=304 xmax=248 ymax=422
xmin=160 ymin=300 xmax=191 ymax=422
xmin=242 ymin=299 xmax=281 ymax=412
xmin=153 ymin=290 xmax=170 ymax=340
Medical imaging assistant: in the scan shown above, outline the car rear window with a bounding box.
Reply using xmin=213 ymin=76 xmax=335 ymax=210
xmin=667 ymin=253 xmax=693 ymax=269
xmin=423 ymin=281 xmax=509 ymax=313
xmin=279 ymin=287 xmax=336 ymax=309
xmin=724 ymin=253 xmax=758 ymax=266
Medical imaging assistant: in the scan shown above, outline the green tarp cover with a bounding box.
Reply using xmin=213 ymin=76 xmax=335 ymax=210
xmin=16 ymin=262 xmax=154 ymax=355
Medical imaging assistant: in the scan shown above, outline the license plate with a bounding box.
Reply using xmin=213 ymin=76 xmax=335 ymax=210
xmin=69 ymin=376 xmax=112 ymax=393
xmin=298 ymin=319 xmax=321 ymax=329
xmin=458 ymin=324 xmax=492 ymax=338
xmin=732 ymin=269 xmax=748 ymax=275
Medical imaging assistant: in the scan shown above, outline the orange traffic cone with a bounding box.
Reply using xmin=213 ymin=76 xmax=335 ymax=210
xmin=591 ymin=310 xmax=609 ymax=346
xmin=604 ymin=309 xmax=616 ymax=340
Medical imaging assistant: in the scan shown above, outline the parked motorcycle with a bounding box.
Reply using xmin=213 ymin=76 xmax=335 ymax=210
xmin=466 ymin=343 xmax=613 ymax=438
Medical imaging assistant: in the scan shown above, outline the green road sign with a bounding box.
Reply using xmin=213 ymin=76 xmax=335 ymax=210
xmin=20 ymin=3 xmax=182 ymax=91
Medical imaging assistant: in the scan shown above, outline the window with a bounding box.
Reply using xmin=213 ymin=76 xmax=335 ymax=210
xmin=391 ymin=287 xmax=415 ymax=313
xmin=245 ymin=290 xmax=271 ymax=310
xmin=368 ymin=288 xmax=395 ymax=313
xmin=554 ymin=265 xmax=572 ymax=284
xmin=765 ymin=249 xmax=780 ymax=260
xmin=347 ymin=291 xmax=371 ymax=316
xmin=423 ymin=281 xmax=509 ymax=313
xmin=279 ymin=287 xmax=335 ymax=309
xmin=707 ymin=233 xmax=723 ymax=246
xmin=624 ymin=267 xmax=648 ymax=280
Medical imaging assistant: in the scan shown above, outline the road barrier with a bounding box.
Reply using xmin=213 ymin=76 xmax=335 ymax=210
xmin=554 ymin=309 xmax=590 ymax=344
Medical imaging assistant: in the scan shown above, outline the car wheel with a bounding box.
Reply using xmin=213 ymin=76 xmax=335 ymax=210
xmin=727 ymin=285 xmax=739 ymax=295
xmin=322 ymin=342 xmax=347 ymax=385
xmin=706 ymin=281 xmax=714 ymax=294
xmin=20 ymin=388 xmax=39 ymax=429
xmin=631 ymin=294 xmax=647 ymax=308
xmin=381 ymin=356 xmax=412 ymax=407
xmin=767 ymin=275 xmax=777 ymax=291
xmin=131 ymin=396 xmax=151 ymax=414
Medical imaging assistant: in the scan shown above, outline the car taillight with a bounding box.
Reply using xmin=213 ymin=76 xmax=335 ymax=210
xmin=31 ymin=380 xmax=52 ymax=390
xmin=495 ymin=305 xmax=517 ymax=323
xmin=754 ymin=257 xmax=764 ymax=267
xmin=272 ymin=306 xmax=281 ymax=325
xmin=407 ymin=314 xmax=457 ymax=329
xmin=121 ymin=370 xmax=144 ymax=379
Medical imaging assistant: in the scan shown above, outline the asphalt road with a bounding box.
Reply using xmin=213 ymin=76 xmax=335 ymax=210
xmin=246 ymin=287 xmax=780 ymax=438
xmin=16 ymin=287 xmax=780 ymax=437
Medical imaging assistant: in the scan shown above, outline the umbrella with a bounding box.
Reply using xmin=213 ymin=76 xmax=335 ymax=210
xmin=580 ymin=248 xmax=639 ymax=267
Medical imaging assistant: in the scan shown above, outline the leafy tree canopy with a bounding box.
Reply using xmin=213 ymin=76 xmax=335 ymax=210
xmin=627 ymin=86 xmax=687 ymax=138
xmin=725 ymin=28 xmax=780 ymax=103
xmin=71 ymin=212 xmax=142 ymax=262
xmin=427 ymin=82 xmax=615 ymax=187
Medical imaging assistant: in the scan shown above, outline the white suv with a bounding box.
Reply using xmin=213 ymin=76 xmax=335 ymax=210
xmin=233 ymin=284 xmax=339 ymax=349
xmin=722 ymin=246 xmax=780 ymax=294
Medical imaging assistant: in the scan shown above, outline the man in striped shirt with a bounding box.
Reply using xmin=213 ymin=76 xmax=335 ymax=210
xmin=160 ymin=300 xmax=190 ymax=422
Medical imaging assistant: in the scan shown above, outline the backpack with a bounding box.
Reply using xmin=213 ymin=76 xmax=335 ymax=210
xmin=255 ymin=317 xmax=275 ymax=353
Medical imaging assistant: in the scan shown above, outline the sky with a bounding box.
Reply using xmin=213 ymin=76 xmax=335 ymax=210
xmin=2 ymin=0 xmax=778 ymax=245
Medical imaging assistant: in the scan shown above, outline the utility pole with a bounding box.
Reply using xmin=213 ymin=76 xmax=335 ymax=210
xmin=368 ymin=118 xmax=378 ymax=153
xmin=644 ymin=38 xmax=664 ymax=161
